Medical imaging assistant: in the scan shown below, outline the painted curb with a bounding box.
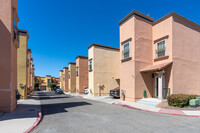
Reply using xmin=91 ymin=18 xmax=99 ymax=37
xmin=25 ymin=92 xmax=43 ymax=133
xmin=113 ymin=103 xmax=200 ymax=118
xmin=66 ymin=93 xmax=200 ymax=118
xmin=25 ymin=112 xmax=42 ymax=133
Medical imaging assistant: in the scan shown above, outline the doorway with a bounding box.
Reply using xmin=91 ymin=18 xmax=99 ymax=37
xmin=154 ymin=75 xmax=165 ymax=99
xmin=155 ymin=77 xmax=158 ymax=98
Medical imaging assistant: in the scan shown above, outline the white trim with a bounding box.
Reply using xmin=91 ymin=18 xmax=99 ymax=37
xmin=122 ymin=41 xmax=131 ymax=59
xmin=0 ymin=89 xmax=11 ymax=92
xmin=155 ymin=39 xmax=167 ymax=58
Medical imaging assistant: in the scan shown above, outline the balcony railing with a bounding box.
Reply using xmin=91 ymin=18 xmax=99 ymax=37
xmin=13 ymin=26 xmax=19 ymax=47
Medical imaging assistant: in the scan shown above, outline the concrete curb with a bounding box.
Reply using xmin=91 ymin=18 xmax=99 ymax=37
xmin=25 ymin=92 xmax=43 ymax=133
xmin=113 ymin=103 xmax=200 ymax=118
xmin=66 ymin=93 xmax=200 ymax=117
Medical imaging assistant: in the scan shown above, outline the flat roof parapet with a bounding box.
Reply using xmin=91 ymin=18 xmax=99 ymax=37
xmin=88 ymin=43 xmax=119 ymax=51
xmin=63 ymin=67 xmax=68 ymax=69
xmin=118 ymin=10 xmax=154 ymax=25
xmin=46 ymin=75 xmax=51 ymax=77
xmin=76 ymin=55 xmax=88 ymax=59
xmin=68 ymin=62 xmax=76 ymax=65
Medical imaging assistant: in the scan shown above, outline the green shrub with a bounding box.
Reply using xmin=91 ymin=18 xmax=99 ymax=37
xmin=167 ymin=94 xmax=198 ymax=108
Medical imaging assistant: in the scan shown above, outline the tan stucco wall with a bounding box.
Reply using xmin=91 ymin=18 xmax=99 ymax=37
xmin=88 ymin=46 xmax=120 ymax=96
xmin=60 ymin=71 xmax=63 ymax=89
xmin=63 ymin=68 xmax=68 ymax=92
xmin=0 ymin=0 xmax=18 ymax=112
xmin=17 ymin=31 xmax=28 ymax=99
xmin=76 ymin=57 xmax=88 ymax=94
xmin=46 ymin=76 xmax=52 ymax=91
xmin=27 ymin=50 xmax=31 ymax=91
xmin=68 ymin=64 xmax=76 ymax=93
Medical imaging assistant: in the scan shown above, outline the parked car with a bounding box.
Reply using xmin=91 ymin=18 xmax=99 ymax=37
xmin=110 ymin=87 xmax=120 ymax=98
xmin=84 ymin=88 xmax=89 ymax=94
xmin=55 ymin=88 xmax=64 ymax=94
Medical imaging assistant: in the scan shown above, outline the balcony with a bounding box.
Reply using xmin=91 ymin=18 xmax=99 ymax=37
xmin=13 ymin=26 xmax=19 ymax=48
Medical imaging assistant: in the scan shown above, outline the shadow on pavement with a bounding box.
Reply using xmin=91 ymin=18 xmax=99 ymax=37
xmin=41 ymin=102 xmax=92 ymax=116
xmin=0 ymin=91 xmax=92 ymax=121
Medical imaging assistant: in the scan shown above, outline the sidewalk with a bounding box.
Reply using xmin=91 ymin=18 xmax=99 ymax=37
xmin=0 ymin=92 xmax=42 ymax=133
xmin=65 ymin=93 xmax=200 ymax=117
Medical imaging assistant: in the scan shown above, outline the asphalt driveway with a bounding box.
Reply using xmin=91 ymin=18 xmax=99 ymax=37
xmin=32 ymin=91 xmax=200 ymax=133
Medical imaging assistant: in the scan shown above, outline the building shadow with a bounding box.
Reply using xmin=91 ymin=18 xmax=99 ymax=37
xmin=0 ymin=91 xmax=92 ymax=121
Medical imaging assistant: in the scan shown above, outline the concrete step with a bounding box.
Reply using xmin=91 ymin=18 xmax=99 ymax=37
xmin=137 ymin=98 xmax=161 ymax=107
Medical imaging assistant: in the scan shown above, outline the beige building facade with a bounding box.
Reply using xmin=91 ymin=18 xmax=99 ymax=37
xmin=88 ymin=43 xmax=120 ymax=96
xmin=76 ymin=56 xmax=88 ymax=94
xmin=119 ymin=10 xmax=200 ymax=102
xmin=63 ymin=67 xmax=68 ymax=92
xmin=17 ymin=30 xmax=29 ymax=99
xmin=60 ymin=70 xmax=63 ymax=89
xmin=68 ymin=62 xmax=76 ymax=93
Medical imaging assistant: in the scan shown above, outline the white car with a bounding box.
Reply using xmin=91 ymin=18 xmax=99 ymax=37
xmin=84 ymin=88 xmax=89 ymax=94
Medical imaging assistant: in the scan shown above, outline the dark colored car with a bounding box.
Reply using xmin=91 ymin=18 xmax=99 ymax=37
xmin=110 ymin=87 xmax=120 ymax=98
xmin=55 ymin=88 xmax=64 ymax=94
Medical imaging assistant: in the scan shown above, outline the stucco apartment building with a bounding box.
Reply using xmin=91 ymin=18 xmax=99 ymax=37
xmin=63 ymin=67 xmax=68 ymax=92
xmin=68 ymin=62 xmax=76 ymax=93
xmin=0 ymin=0 xmax=19 ymax=112
xmin=76 ymin=56 xmax=88 ymax=94
xmin=119 ymin=10 xmax=200 ymax=102
xmin=88 ymin=43 xmax=120 ymax=96
xmin=17 ymin=30 xmax=29 ymax=99
xmin=60 ymin=70 xmax=63 ymax=89
xmin=35 ymin=76 xmax=60 ymax=91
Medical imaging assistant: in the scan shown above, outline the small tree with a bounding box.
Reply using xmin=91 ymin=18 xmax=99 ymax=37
xmin=48 ymin=83 xmax=56 ymax=91
xmin=34 ymin=82 xmax=39 ymax=91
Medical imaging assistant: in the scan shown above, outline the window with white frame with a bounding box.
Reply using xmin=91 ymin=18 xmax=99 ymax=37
xmin=123 ymin=42 xmax=130 ymax=59
xmin=68 ymin=71 xmax=71 ymax=79
xmin=156 ymin=40 xmax=166 ymax=58
xmin=89 ymin=59 xmax=92 ymax=71
xmin=76 ymin=67 xmax=79 ymax=76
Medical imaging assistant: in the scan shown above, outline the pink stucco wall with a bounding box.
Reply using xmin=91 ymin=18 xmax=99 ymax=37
xmin=120 ymin=11 xmax=200 ymax=102
xmin=172 ymin=15 xmax=200 ymax=95
xmin=76 ymin=57 xmax=88 ymax=94
xmin=119 ymin=16 xmax=136 ymax=102
xmin=0 ymin=0 xmax=18 ymax=112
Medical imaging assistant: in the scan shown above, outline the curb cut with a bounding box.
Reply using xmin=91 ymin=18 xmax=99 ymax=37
xmin=113 ymin=103 xmax=200 ymax=118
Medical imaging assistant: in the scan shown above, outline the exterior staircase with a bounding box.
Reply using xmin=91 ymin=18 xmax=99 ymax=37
xmin=137 ymin=98 xmax=162 ymax=107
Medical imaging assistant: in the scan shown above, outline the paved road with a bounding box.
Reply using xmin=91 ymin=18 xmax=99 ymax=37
xmin=32 ymin=91 xmax=200 ymax=133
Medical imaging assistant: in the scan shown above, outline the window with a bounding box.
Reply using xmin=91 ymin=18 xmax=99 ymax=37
xmin=123 ymin=42 xmax=130 ymax=59
xmin=41 ymin=80 xmax=44 ymax=83
xmin=63 ymin=74 xmax=65 ymax=81
xmin=68 ymin=71 xmax=71 ymax=78
xmin=89 ymin=59 xmax=92 ymax=71
xmin=156 ymin=40 xmax=166 ymax=58
xmin=76 ymin=67 xmax=79 ymax=76
xmin=48 ymin=79 xmax=51 ymax=83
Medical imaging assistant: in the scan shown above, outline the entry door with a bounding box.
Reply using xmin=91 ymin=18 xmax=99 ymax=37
xmin=155 ymin=77 xmax=159 ymax=97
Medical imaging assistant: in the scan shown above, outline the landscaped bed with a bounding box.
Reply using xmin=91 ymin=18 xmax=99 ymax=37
xmin=156 ymin=94 xmax=200 ymax=110
xmin=156 ymin=101 xmax=200 ymax=110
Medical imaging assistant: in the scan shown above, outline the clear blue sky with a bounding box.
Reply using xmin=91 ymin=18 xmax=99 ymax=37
xmin=18 ymin=0 xmax=200 ymax=77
